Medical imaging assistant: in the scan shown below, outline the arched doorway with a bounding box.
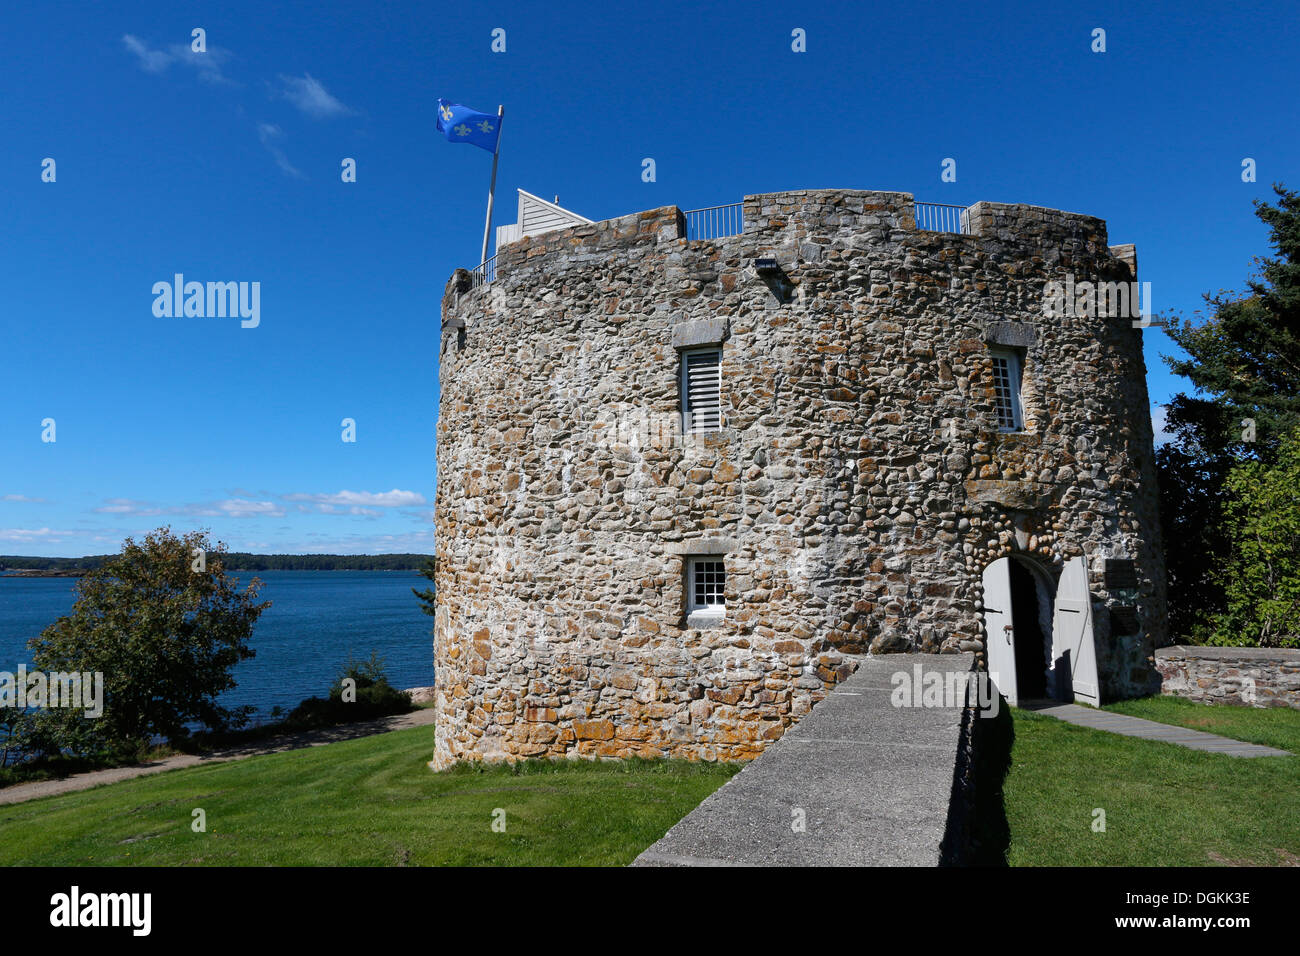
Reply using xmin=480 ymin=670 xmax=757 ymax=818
xmin=981 ymin=554 xmax=1100 ymax=708
xmin=981 ymin=555 xmax=1056 ymax=707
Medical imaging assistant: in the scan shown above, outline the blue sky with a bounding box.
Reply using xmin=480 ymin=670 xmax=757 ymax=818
xmin=2 ymin=0 xmax=1296 ymax=556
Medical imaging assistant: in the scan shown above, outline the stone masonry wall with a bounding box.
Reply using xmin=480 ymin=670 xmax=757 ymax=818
xmin=433 ymin=189 xmax=1167 ymax=767
xmin=1157 ymin=646 xmax=1300 ymax=710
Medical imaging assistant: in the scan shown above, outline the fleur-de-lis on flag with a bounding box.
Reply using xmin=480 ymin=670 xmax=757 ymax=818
xmin=432 ymin=97 xmax=504 ymax=267
xmin=435 ymin=98 xmax=502 ymax=154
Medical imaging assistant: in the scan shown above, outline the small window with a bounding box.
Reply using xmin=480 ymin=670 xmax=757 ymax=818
xmin=989 ymin=348 xmax=1024 ymax=432
xmin=687 ymin=557 xmax=726 ymax=615
xmin=681 ymin=348 xmax=722 ymax=433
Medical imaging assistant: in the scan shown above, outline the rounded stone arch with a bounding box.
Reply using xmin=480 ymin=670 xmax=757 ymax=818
xmin=973 ymin=543 xmax=1060 ymax=626
xmin=1005 ymin=548 xmax=1060 ymax=593
xmin=977 ymin=545 xmax=1064 ymax=705
xmin=972 ymin=531 xmax=1062 ymax=634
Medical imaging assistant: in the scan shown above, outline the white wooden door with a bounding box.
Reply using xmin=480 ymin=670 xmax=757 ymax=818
xmin=981 ymin=558 xmax=1018 ymax=706
xmin=1051 ymin=556 xmax=1100 ymax=705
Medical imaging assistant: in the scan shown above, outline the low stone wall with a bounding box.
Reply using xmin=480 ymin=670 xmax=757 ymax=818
xmin=404 ymin=686 xmax=436 ymax=705
xmin=1157 ymin=645 xmax=1300 ymax=710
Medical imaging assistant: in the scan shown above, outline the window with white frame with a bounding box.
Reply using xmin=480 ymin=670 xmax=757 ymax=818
xmin=681 ymin=347 xmax=722 ymax=433
xmin=989 ymin=347 xmax=1024 ymax=432
xmin=687 ymin=557 xmax=726 ymax=615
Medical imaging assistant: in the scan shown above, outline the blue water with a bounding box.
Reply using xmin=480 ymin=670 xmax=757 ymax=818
xmin=0 ymin=571 xmax=435 ymax=723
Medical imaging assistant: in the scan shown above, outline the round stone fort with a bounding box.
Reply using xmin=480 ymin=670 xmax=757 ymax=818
xmin=432 ymin=188 xmax=1167 ymax=768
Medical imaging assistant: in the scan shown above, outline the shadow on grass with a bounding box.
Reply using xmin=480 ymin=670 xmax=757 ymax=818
xmin=943 ymin=691 xmax=1014 ymax=865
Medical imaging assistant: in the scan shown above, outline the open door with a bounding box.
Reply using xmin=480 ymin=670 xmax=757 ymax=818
xmin=1051 ymin=556 xmax=1100 ymax=705
xmin=981 ymin=558 xmax=1018 ymax=706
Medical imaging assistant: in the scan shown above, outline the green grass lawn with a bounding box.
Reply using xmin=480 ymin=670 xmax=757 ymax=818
xmin=0 ymin=726 xmax=739 ymax=866
xmin=1004 ymin=706 xmax=1300 ymax=866
xmin=4 ymin=700 xmax=1296 ymax=866
xmin=1103 ymin=695 xmax=1300 ymax=754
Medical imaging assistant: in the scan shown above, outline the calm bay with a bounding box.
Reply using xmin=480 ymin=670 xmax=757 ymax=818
xmin=0 ymin=570 xmax=435 ymax=722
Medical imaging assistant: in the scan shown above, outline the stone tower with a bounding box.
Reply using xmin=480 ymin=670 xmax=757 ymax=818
xmin=432 ymin=189 xmax=1166 ymax=768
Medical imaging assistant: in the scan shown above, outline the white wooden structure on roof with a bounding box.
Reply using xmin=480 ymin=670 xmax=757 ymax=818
xmin=495 ymin=189 xmax=593 ymax=251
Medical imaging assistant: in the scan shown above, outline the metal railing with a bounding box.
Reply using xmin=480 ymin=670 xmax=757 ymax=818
xmin=914 ymin=201 xmax=971 ymax=235
xmin=461 ymin=199 xmax=969 ymax=289
xmin=467 ymin=254 xmax=496 ymax=289
xmin=684 ymin=203 xmax=744 ymax=240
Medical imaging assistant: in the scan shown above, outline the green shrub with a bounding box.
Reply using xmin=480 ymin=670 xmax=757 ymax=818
xmin=284 ymin=653 xmax=413 ymax=729
xmin=1209 ymin=427 xmax=1300 ymax=647
xmin=24 ymin=528 xmax=267 ymax=757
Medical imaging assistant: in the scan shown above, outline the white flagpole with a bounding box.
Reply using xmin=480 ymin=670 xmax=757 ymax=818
xmin=480 ymin=105 xmax=504 ymax=268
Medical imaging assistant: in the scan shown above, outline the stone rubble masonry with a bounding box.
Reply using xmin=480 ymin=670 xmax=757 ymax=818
xmin=1157 ymin=645 xmax=1300 ymax=710
xmin=433 ymin=188 xmax=1168 ymax=769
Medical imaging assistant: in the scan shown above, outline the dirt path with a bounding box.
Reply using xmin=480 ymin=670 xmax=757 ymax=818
xmin=0 ymin=708 xmax=437 ymax=806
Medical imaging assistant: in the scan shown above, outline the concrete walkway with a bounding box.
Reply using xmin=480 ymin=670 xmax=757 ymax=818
xmin=633 ymin=653 xmax=977 ymax=867
xmin=0 ymin=707 xmax=437 ymax=806
xmin=1023 ymin=702 xmax=1292 ymax=757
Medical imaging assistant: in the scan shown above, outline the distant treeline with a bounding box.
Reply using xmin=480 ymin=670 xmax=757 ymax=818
xmin=0 ymin=553 xmax=432 ymax=572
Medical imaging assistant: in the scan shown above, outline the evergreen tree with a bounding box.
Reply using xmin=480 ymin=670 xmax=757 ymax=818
xmin=1164 ymin=183 xmax=1300 ymax=455
xmin=413 ymin=556 xmax=436 ymax=619
xmin=1158 ymin=184 xmax=1300 ymax=640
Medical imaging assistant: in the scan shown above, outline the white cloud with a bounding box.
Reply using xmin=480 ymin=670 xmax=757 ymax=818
xmin=122 ymin=34 xmax=173 ymax=72
xmin=270 ymin=529 xmax=437 ymax=553
xmin=1 ymin=494 xmax=44 ymax=503
xmin=94 ymin=497 xmax=283 ymax=519
xmin=276 ymin=73 xmax=353 ymax=118
xmin=316 ymin=504 xmax=383 ymax=517
xmin=95 ymin=498 xmax=161 ymax=515
xmin=0 ymin=527 xmax=75 ymax=542
xmin=85 ymin=489 xmax=423 ymax=540
xmin=228 ymin=487 xmax=273 ymax=499
xmin=283 ymin=489 xmax=426 ymax=508
xmin=122 ymin=34 xmax=234 ymax=85
xmin=257 ymin=123 xmax=303 ymax=179
xmin=191 ymin=499 xmax=286 ymax=519
xmin=168 ymin=43 xmax=233 ymax=85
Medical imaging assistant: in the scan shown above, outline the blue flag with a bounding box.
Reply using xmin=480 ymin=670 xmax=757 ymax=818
xmin=436 ymin=99 xmax=501 ymax=153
